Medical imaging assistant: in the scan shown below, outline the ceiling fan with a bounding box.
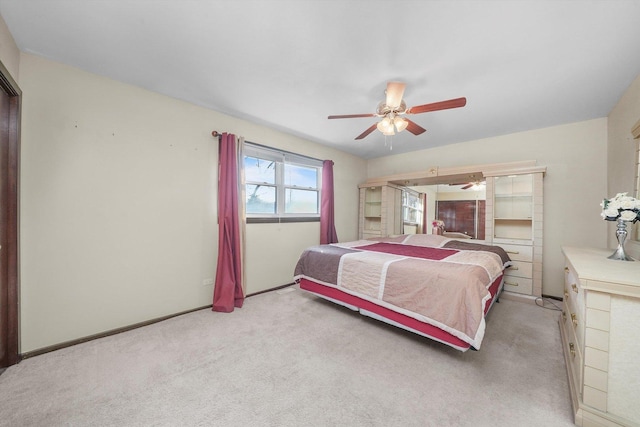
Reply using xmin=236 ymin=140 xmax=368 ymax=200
xmin=449 ymin=181 xmax=486 ymax=190
xmin=328 ymin=81 xmax=467 ymax=140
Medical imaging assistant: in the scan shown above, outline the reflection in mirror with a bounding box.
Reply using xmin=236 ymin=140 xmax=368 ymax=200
xmin=401 ymin=189 xmax=424 ymax=235
xmin=409 ymin=182 xmax=486 ymax=240
xmin=634 ymin=138 xmax=640 ymax=241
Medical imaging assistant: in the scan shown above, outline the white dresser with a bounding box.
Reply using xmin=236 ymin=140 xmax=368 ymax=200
xmin=561 ymin=247 xmax=640 ymax=427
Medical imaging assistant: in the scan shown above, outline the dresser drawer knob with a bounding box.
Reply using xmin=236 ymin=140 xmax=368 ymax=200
xmin=571 ymin=313 xmax=578 ymax=327
xmin=506 ymin=250 xmax=519 ymax=254
xmin=564 ymin=267 xmax=569 ymax=273
xmin=569 ymin=342 xmax=576 ymax=358
xmin=564 ymin=291 xmax=569 ymax=299
xmin=505 ymin=281 xmax=518 ymax=287
xmin=511 ymin=266 xmax=519 ymax=270
xmin=571 ymin=283 xmax=578 ymax=293
xmin=562 ymin=311 xmax=567 ymax=321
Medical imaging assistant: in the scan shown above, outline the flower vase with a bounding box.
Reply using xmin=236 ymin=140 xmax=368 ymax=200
xmin=608 ymin=218 xmax=635 ymax=261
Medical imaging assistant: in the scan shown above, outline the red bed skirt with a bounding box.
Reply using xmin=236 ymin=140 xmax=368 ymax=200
xmin=298 ymin=274 xmax=504 ymax=351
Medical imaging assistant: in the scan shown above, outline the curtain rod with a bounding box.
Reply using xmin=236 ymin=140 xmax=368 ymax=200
xmin=212 ymin=131 xmax=324 ymax=163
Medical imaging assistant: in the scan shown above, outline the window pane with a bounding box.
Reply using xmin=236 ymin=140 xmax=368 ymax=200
xmin=246 ymin=184 xmax=276 ymax=214
xmin=285 ymin=189 xmax=318 ymax=213
xmin=244 ymin=156 xmax=275 ymax=184
xmin=405 ymin=209 xmax=418 ymax=223
xmin=284 ymin=164 xmax=317 ymax=188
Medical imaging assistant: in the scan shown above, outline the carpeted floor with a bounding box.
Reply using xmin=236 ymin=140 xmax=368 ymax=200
xmin=0 ymin=286 xmax=574 ymax=426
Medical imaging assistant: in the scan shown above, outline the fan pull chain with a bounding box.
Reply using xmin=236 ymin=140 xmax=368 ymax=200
xmin=384 ymin=135 xmax=393 ymax=150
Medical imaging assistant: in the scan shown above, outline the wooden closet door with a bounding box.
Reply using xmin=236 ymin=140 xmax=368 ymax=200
xmin=0 ymin=87 xmax=10 ymax=367
xmin=0 ymin=63 xmax=20 ymax=369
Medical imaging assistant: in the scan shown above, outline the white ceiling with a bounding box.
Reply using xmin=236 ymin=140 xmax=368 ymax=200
xmin=1 ymin=0 xmax=640 ymax=159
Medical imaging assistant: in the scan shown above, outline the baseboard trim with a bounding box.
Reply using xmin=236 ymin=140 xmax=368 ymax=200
xmin=246 ymin=282 xmax=295 ymax=297
xmin=20 ymin=304 xmax=212 ymax=360
xmin=19 ymin=283 xmax=296 ymax=360
xmin=499 ymin=291 xmax=539 ymax=305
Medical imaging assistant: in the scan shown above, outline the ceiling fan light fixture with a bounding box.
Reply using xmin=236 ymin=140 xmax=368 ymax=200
xmin=394 ymin=116 xmax=408 ymax=132
xmin=377 ymin=116 xmax=395 ymax=135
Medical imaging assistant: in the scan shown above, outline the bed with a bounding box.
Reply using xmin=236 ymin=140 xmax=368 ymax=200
xmin=293 ymin=234 xmax=511 ymax=351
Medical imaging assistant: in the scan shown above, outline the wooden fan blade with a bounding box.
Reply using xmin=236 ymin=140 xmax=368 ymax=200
xmin=328 ymin=113 xmax=376 ymax=119
xmin=386 ymin=82 xmax=406 ymax=109
xmin=461 ymin=183 xmax=473 ymax=190
xmin=406 ymin=97 xmax=467 ymax=115
xmin=355 ymin=124 xmax=378 ymax=140
xmin=404 ymin=118 xmax=426 ymax=136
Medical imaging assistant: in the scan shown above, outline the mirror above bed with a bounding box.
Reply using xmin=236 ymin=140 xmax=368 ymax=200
xmin=369 ymin=160 xmax=544 ymax=243
xmin=382 ymin=164 xmax=512 ymax=242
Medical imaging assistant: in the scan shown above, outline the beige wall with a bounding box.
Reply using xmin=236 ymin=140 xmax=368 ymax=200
xmin=18 ymin=53 xmax=365 ymax=352
xmin=368 ymin=119 xmax=609 ymax=297
xmin=607 ymin=73 xmax=640 ymax=259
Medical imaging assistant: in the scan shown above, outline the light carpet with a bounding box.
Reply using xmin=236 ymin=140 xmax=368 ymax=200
xmin=0 ymin=286 xmax=574 ymax=426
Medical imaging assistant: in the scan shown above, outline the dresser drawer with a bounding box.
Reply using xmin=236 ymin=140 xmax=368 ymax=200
xmin=499 ymin=244 xmax=533 ymax=262
xmin=504 ymin=260 xmax=533 ymax=279
xmin=503 ymin=276 xmax=533 ymax=295
xmin=564 ymin=264 xmax=585 ymax=349
xmin=562 ymin=312 xmax=584 ymax=398
xmin=562 ymin=300 xmax=585 ymax=351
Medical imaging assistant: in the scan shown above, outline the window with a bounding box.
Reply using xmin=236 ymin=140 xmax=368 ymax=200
xmin=243 ymin=142 xmax=322 ymax=222
xmin=402 ymin=190 xmax=423 ymax=224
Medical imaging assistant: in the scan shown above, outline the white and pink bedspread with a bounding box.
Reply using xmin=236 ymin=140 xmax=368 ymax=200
xmin=294 ymin=234 xmax=510 ymax=349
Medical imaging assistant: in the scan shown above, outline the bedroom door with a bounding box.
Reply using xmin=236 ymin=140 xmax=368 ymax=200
xmin=0 ymin=61 xmax=20 ymax=369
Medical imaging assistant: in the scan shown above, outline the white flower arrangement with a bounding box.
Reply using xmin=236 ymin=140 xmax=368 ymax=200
xmin=600 ymin=192 xmax=640 ymax=223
